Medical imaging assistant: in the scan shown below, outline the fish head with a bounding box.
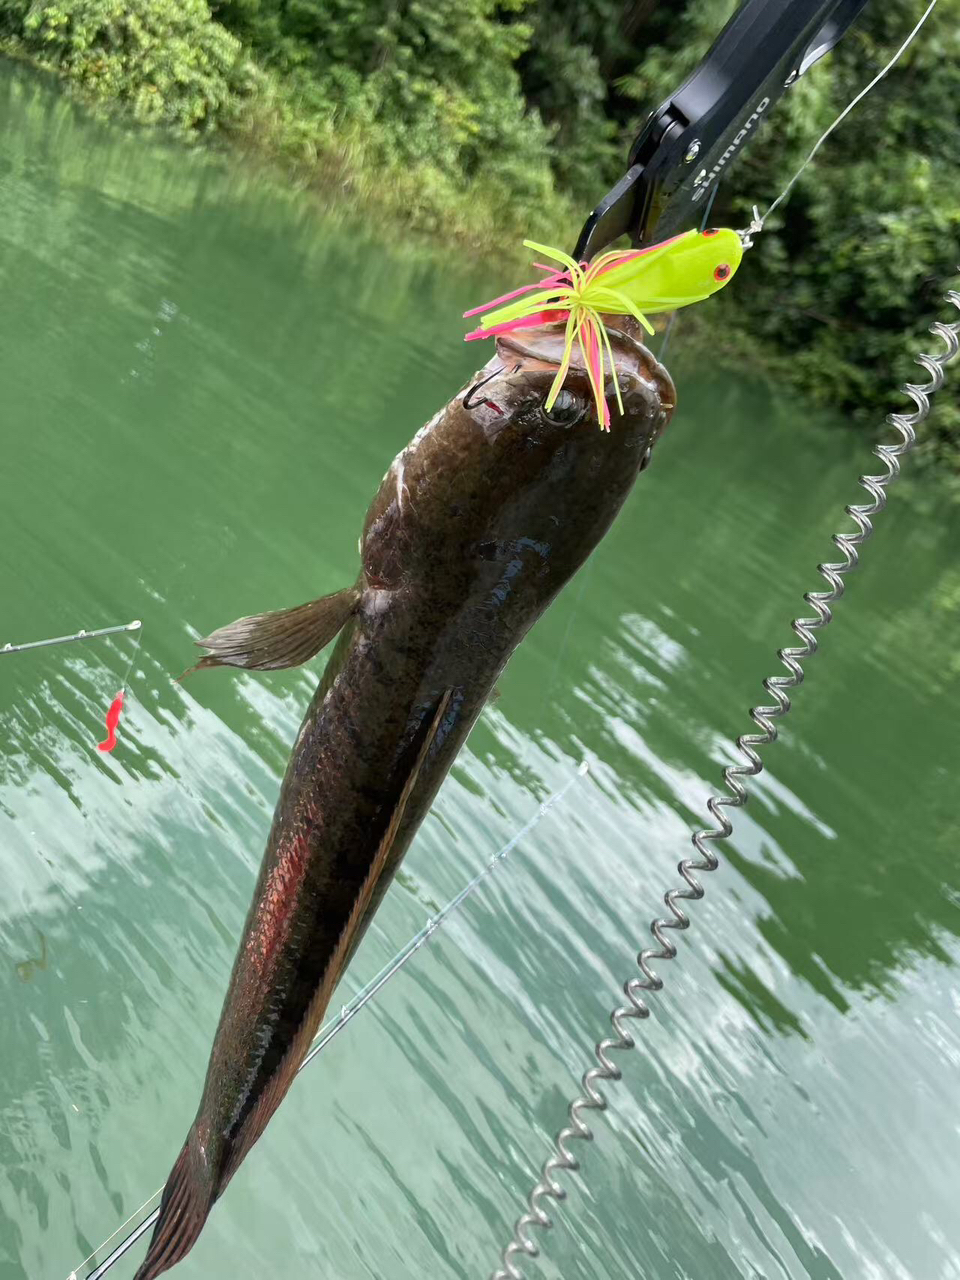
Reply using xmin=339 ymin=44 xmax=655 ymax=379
xmin=360 ymin=319 xmax=673 ymax=598
xmin=487 ymin=318 xmax=675 ymax=439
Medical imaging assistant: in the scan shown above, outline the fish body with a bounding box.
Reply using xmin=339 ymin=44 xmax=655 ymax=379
xmin=136 ymin=322 xmax=674 ymax=1279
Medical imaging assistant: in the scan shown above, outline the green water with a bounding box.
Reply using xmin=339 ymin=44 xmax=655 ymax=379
xmin=2 ymin=63 xmax=959 ymax=1280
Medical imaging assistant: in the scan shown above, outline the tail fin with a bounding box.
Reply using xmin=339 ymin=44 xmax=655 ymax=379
xmin=134 ymin=1134 xmax=217 ymax=1280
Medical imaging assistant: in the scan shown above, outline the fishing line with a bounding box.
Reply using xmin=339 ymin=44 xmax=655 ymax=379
xmin=68 ymin=761 xmax=589 ymax=1280
xmin=745 ymin=0 xmax=939 ymax=240
xmin=97 ymin=624 xmax=144 ymax=754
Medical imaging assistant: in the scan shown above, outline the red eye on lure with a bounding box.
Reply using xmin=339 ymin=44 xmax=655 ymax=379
xmin=98 ymin=691 xmax=125 ymax=753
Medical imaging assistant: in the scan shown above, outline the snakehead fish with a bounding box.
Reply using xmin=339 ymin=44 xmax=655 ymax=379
xmin=135 ymin=320 xmax=675 ymax=1279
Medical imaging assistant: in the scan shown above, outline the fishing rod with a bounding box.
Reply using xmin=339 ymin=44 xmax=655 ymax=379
xmin=0 ymin=619 xmax=141 ymax=656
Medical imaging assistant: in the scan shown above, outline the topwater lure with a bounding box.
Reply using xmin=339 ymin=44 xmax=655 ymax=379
xmin=465 ymin=227 xmax=742 ymax=428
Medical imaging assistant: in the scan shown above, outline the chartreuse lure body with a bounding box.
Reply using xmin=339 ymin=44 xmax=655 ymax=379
xmin=465 ymin=227 xmax=742 ymax=428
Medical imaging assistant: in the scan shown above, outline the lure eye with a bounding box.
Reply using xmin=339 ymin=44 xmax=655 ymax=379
xmin=541 ymin=389 xmax=585 ymax=427
xmin=714 ymin=263 xmax=731 ymax=282
xmin=702 ymin=228 xmax=720 ymax=237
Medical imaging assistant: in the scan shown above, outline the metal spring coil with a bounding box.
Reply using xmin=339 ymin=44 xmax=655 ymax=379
xmin=492 ymin=288 xmax=960 ymax=1280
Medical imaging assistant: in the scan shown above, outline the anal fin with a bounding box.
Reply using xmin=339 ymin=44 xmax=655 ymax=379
xmin=217 ymin=689 xmax=454 ymax=1190
xmin=183 ymin=585 xmax=360 ymax=677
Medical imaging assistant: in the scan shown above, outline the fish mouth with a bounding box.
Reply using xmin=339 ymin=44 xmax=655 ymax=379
xmin=495 ymin=325 xmax=568 ymax=371
xmin=496 ymin=320 xmax=651 ymax=375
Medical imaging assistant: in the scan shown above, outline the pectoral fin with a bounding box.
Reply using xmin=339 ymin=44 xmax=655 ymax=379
xmin=184 ymin=586 xmax=360 ymax=676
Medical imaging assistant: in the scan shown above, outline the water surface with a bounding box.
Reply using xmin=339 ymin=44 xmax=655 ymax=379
xmin=1 ymin=62 xmax=959 ymax=1280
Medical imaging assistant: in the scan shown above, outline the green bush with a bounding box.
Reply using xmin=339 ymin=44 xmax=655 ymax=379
xmin=8 ymin=0 xmax=254 ymax=128
xmin=214 ymin=0 xmax=559 ymax=198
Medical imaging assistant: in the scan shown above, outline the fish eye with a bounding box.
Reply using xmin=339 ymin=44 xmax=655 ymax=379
xmin=714 ymin=263 xmax=731 ymax=281
xmin=540 ymin=389 xmax=585 ymax=427
xmin=703 ymin=228 xmax=720 ymax=237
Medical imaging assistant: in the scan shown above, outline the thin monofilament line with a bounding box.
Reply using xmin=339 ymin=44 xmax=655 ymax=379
xmin=759 ymin=0 xmax=938 ymax=229
xmin=119 ymin=625 xmax=143 ymax=692
xmin=67 ymin=1189 xmax=160 ymax=1280
xmin=70 ymin=762 xmax=588 ymax=1280
xmin=301 ymin=761 xmax=588 ymax=1072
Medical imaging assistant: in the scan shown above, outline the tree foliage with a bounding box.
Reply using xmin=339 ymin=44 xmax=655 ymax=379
xmin=1 ymin=0 xmax=957 ymax=448
xmin=208 ymin=0 xmax=558 ymax=203
xmin=1 ymin=0 xmax=255 ymax=128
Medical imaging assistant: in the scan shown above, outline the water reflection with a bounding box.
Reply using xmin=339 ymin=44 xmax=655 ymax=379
xmin=1 ymin=57 xmax=959 ymax=1280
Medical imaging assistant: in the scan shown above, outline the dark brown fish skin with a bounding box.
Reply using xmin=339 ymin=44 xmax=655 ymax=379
xmin=135 ymin=322 xmax=674 ymax=1280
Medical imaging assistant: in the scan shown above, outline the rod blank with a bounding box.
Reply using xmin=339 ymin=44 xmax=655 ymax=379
xmin=1 ymin=620 xmax=141 ymax=657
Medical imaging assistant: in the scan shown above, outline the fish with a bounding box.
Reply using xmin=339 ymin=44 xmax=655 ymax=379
xmin=135 ymin=319 xmax=675 ymax=1279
